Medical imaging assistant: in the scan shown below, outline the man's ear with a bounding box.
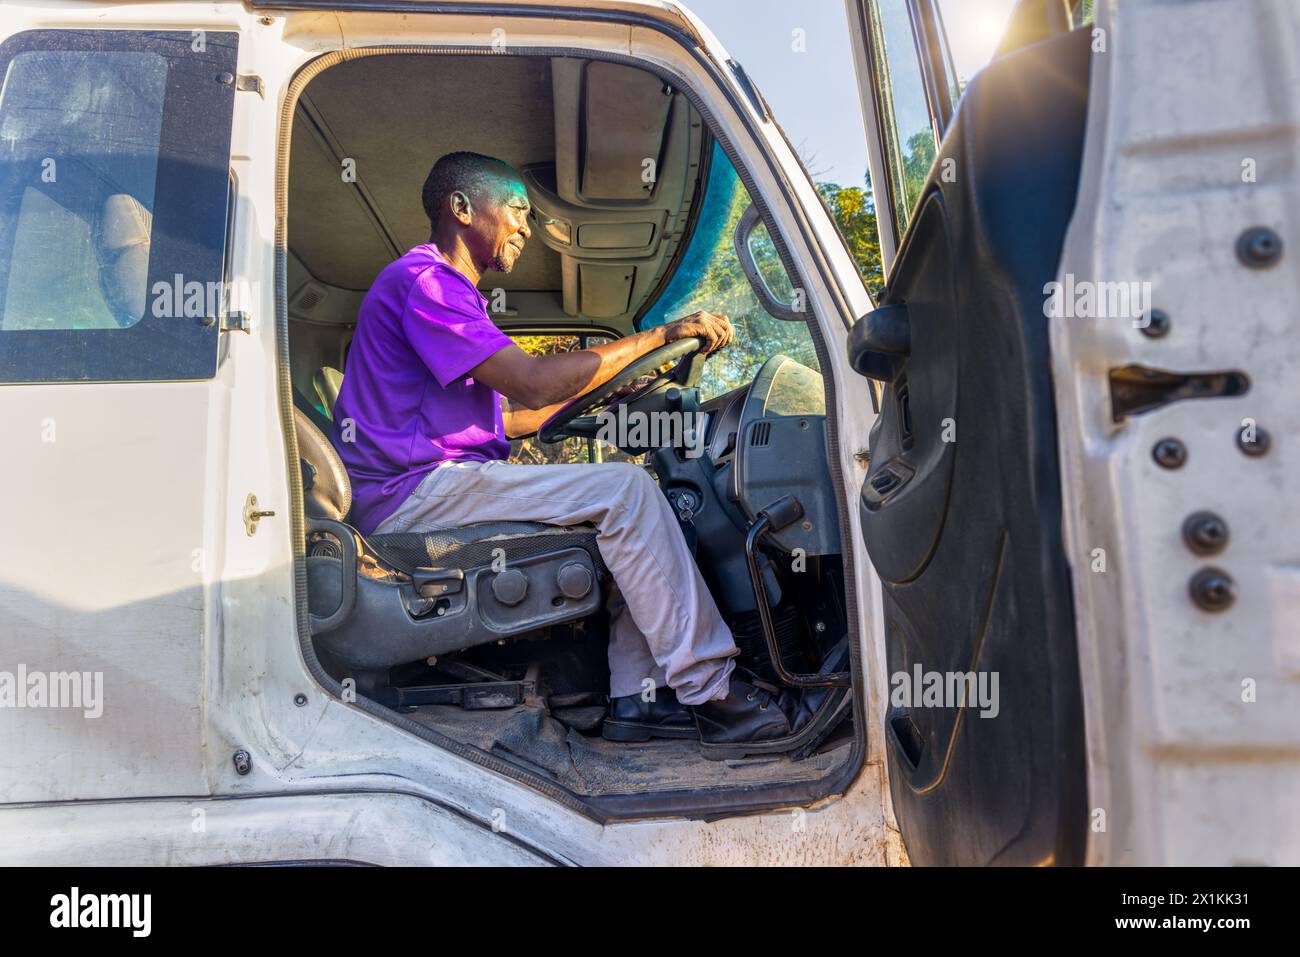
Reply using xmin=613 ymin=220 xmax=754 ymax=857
xmin=449 ymin=189 xmax=472 ymax=225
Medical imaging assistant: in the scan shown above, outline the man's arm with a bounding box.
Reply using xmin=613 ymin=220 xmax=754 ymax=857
xmin=477 ymin=311 xmax=733 ymax=439
xmin=500 ymin=395 xmax=580 ymax=439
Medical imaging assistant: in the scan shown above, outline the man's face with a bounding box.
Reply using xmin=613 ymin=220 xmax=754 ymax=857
xmin=472 ymin=176 xmax=532 ymax=274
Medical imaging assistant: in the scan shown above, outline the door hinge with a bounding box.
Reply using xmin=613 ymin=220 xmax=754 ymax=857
xmin=220 ymin=311 xmax=251 ymax=334
xmin=243 ymin=493 xmax=276 ymax=537
xmin=236 ymin=74 xmax=265 ymax=97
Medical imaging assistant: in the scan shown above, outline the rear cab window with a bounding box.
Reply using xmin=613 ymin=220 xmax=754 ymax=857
xmin=0 ymin=29 xmax=238 ymax=382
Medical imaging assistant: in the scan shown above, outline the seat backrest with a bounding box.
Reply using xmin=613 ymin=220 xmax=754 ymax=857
xmin=313 ymin=366 xmax=344 ymax=419
xmin=293 ymin=393 xmax=351 ymax=522
xmin=96 ymin=193 xmax=152 ymax=324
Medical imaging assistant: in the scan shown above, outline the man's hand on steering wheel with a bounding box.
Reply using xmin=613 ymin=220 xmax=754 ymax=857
xmin=609 ymin=311 xmax=732 ymax=399
xmin=534 ymin=313 xmax=731 ymax=444
xmin=488 ymin=309 xmax=732 ymax=442
xmin=663 ymin=311 xmax=734 ymax=355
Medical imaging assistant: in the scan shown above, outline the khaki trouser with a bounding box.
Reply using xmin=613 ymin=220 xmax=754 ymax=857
xmin=375 ymin=459 xmax=737 ymax=705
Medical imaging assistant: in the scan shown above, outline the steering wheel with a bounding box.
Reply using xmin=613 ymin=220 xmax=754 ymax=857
xmin=538 ymin=336 xmax=707 ymax=444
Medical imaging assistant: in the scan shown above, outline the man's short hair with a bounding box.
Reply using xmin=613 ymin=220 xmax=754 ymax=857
xmin=421 ymin=151 xmax=519 ymax=228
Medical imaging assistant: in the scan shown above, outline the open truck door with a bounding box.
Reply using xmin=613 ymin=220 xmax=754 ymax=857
xmin=841 ymin=0 xmax=1091 ymax=865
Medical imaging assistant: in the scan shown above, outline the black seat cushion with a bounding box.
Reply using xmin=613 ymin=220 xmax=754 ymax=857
xmin=368 ymin=522 xmax=608 ymax=577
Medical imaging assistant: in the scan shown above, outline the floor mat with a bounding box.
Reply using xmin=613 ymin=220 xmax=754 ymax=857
xmin=404 ymin=703 xmax=852 ymax=796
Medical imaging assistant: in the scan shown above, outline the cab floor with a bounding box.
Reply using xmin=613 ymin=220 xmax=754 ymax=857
xmin=404 ymin=702 xmax=853 ymax=796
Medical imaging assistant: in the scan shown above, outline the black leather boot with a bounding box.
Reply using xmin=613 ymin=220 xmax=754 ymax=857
xmin=602 ymin=686 xmax=698 ymax=741
xmin=691 ymin=672 xmax=834 ymax=760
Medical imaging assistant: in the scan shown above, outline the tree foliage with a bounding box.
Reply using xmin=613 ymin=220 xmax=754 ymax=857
xmin=817 ymin=180 xmax=884 ymax=301
xmin=507 ymin=334 xmax=641 ymax=466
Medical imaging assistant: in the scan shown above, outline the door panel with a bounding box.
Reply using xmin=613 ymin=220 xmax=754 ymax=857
xmin=848 ymin=26 xmax=1092 ymax=865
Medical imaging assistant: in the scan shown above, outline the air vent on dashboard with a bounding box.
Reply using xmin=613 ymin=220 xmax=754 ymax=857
xmin=749 ymin=421 xmax=771 ymax=447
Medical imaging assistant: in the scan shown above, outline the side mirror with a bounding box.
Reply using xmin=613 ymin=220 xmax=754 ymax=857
xmin=733 ymin=204 xmax=803 ymax=321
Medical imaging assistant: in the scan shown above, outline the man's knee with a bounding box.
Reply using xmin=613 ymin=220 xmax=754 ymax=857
xmin=612 ymin=461 xmax=658 ymax=496
xmin=592 ymin=462 xmax=660 ymax=518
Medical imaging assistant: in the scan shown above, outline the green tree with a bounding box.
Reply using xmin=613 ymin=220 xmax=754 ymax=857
xmin=901 ymin=129 xmax=937 ymax=219
xmin=814 ymin=128 xmax=939 ymax=304
xmin=817 ymin=179 xmax=884 ymax=301
xmin=507 ymin=334 xmax=641 ymax=466
xmin=507 ymin=334 xmax=588 ymax=465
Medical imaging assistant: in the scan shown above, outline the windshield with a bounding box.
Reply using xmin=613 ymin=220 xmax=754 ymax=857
xmin=639 ymin=141 xmax=818 ymax=399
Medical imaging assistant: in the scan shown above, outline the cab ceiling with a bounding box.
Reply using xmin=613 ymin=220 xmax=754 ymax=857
xmin=287 ymin=54 xmax=705 ymax=332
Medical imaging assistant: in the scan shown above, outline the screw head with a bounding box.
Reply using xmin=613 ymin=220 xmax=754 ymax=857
xmin=1237 ymin=426 xmax=1272 ymax=457
xmin=217 ymin=71 xmax=235 ymax=86
xmin=232 ymin=750 xmax=252 ymax=775
xmin=1237 ymin=226 xmax=1283 ymax=269
xmin=1189 ymin=567 xmax=1236 ymax=612
xmin=1140 ymin=309 xmax=1171 ymax=339
xmin=1152 ymin=437 xmax=1187 ymax=469
xmin=294 ymin=693 xmax=308 ymax=707
xmin=1183 ymin=511 xmax=1229 ymax=556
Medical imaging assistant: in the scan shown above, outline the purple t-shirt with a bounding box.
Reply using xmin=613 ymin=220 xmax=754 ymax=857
xmin=333 ymin=243 xmax=512 ymax=534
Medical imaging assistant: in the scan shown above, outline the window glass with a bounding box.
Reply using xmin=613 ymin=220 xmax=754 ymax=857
xmin=686 ymin=0 xmax=883 ymax=305
xmin=0 ymin=30 xmax=237 ymax=383
xmin=0 ymin=50 xmax=166 ymax=331
xmin=640 ymin=142 xmax=818 ymax=401
xmin=869 ymin=0 xmax=936 ymax=234
xmin=818 ymin=180 xmax=884 ymax=300
xmin=746 ymin=219 xmax=797 ymax=306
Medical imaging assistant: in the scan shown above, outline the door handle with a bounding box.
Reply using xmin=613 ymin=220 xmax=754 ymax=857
xmin=848 ymin=303 xmax=911 ymax=382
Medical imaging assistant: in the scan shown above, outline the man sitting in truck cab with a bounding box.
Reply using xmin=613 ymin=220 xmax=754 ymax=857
xmin=332 ymin=151 xmax=823 ymax=757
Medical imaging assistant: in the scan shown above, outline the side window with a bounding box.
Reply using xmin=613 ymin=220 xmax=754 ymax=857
xmin=867 ymin=0 xmax=937 ymax=237
xmin=507 ymin=333 xmax=640 ymax=466
xmin=0 ymin=30 xmax=238 ymax=382
xmin=640 ymin=142 xmax=818 ymax=401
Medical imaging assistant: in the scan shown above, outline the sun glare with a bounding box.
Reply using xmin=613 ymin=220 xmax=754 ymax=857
xmin=940 ymin=0 xmax=1019 ymax=84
